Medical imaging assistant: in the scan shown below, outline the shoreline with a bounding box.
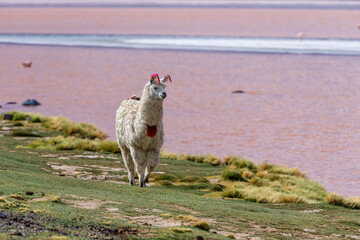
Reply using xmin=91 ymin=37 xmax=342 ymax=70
xmin=1 ymin=2 xmax=360 ymax=10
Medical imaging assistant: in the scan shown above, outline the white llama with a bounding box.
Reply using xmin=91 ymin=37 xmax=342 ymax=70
xmin=115 ymin=74 xmax=172 ymax=187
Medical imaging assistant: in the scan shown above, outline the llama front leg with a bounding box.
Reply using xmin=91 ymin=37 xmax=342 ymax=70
xmin=145 ymin=150 xmax=160 ymax=184
xmin=120 ymin=147 xmax=135 ymax=185
xmin=130 ymin=147 xmax=147 ymax=187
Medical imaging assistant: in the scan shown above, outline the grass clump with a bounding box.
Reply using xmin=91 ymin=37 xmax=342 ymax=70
xmin=160 ymin=151 xmax=222 ymax=166
xmin=269 ymin=166 xmax=306 ymax=178
xmin=29 ymin=136 xmax=120 ymax=153
xmin=9 ymin=194 xmax=25 ymax=200
xmin=1 ymin=111 xmax=106 ymax=140
xmin=227 ymin=233 xmax=235 ymax=239
xmin=222 ymin=169 xmax=245 ymax=181
xmin=13 ymin=122 xmax=24 ymax=127
xmin=327 ymin=193 xmax=360 ymax=209
xmin=171 ymin=227 xmax=193 ymax=233
xmin=203 ymin=155 xmax=222 ymax=166
xmin=43 ymin=116 xmax=106 ymax=140
xmin=160 ymin=213 xmax=172 ymax=218
xmin=219 ymin=157 xmax=327 ymax=204
xmin=192 ymin=220 xmax=210 ymax=231
xmin=49 ymin=196 xmax=62 ymax=203
xmin=176 ymin=215 xmax=198 ymax=223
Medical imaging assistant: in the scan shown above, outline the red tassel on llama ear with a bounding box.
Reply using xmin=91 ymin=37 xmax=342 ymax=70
xmin=150 ymin=74 xmax=160 ymax=84
xmin=160 ymin=74 xmax=172 ymax=83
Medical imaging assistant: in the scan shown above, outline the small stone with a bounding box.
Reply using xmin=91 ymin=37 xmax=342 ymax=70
xmin=3 ymin=114 xmax=14 ymax=120
xmin=26 ymin=191 xmax=34 ymax=196
xmin=196 ymin=236 xmax=204 ymax=240
xmin=22 ymin=99 xmax=41 ymax=106
xmin=22 ymin=61 xmax=32 ymax=68
xmin=0 ymin=211 xmax=8 ymax=218
xmin=6 ymin=101 xmax=17 ymax=104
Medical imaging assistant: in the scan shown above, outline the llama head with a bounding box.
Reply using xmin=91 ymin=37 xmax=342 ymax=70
xmin=148 ymin=74 xmax=168 ymax=100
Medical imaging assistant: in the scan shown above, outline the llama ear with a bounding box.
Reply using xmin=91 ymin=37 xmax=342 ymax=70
xmin=160 ymin=74 xmax=172 ymax=83
xmin=149 ymin=74 xmax=160 ymax=85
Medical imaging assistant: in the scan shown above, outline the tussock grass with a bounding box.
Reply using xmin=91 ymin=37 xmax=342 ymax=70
xmin=9 ymin=194 xmax=25 ymax=200
xmin=222 ymin=169 xmax=245 ymax=181
xmin=171 ymin=227 xmax=193 ymax=233
xmin=49 ymin=196 xmax=62 ymax=203
xmin=160 ymin=151 xmax=221 ymax=166
xmin=160 ymin=213 xmax=172 ymax=218
xmin=192 ymin=220 xmax=210 ymax=231
xmin=227 ymin=233 xmax=235 ymax=239
xmin=219 ymin=157 xmax=326 ymax=204
xmin=176 ymin=214 xmax=198 ymax=223
xmin=1 ymin=111 xmax=106 ymax=140
xmin=29 ymin=136 xmax=120 ymax=153
xmin=327 ymin=193 xmax=360 ymax=209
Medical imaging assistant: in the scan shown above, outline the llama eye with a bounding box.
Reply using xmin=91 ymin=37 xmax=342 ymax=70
xmin=153 ymin=87 xmax=158 ymax=90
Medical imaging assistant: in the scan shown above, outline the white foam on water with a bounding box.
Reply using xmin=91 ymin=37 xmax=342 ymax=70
xmin=1 ymin=34 xmax=360 ymax=55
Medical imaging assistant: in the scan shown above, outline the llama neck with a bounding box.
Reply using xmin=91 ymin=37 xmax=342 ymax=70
xmin=138 ymin=90 xmax=163 ymax=126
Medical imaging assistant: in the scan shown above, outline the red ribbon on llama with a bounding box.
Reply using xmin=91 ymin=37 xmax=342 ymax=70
xmin=161 ymin=74 xmax=172 ymax=83
xmin=151 ymin=73 xmax=160 ymax=84
xmin=147 ymin=125 xmax=157 ymax=137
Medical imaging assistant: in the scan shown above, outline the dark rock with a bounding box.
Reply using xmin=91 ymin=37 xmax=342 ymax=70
xmin=6 ymin=101 xmax=17 ymax=104
xmin=3 ymin=114 xmax=14 ymax=120
xmin=0 ymin=211 xmax=8 ymax=218
xmin=195 ymin=236 xmax=204 ymax=240
xmin=232 ymin=90 xmax=245 ymax=94
xmin=22 ymin=99 xmax=41 ymax=106
xmin=22 ymin=61 xmax=32 ymax=68
xmin=26 ymin=191 xmax=34 ymax=196
xmin=0 ymin=105 xmax=2 ymax=108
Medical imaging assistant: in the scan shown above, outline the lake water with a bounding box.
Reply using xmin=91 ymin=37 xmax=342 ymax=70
xmin=0 ymin=6 xmax=359 ymax=196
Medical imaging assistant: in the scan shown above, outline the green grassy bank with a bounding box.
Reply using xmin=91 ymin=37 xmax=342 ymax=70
xmin=0 ymin=112 xmax=359 ymax=239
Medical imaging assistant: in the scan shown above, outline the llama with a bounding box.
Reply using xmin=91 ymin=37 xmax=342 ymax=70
xmin=115 ymin=74 xmax=172 ymax=187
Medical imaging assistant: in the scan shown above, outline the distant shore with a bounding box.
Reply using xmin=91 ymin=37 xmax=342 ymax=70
xmin=1 ymin=1 xmax=360 ymax=10
xmin=1 ymin=7 xmax=360 ymax=39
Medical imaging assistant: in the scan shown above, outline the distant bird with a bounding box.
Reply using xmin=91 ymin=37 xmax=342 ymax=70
xmin=22 ymin=61 xmax=32 ymax=68
xmin=296 ymin=32 xmax=305 ymax=39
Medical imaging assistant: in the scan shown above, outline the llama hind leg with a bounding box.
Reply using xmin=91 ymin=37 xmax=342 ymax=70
xmin=120 ymin=147 xmax=135 ymax=185
xmin=145 ymin=150 xmax=160 ymax=184
xmin=130 ymin=147 xmax=147 ymax=187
